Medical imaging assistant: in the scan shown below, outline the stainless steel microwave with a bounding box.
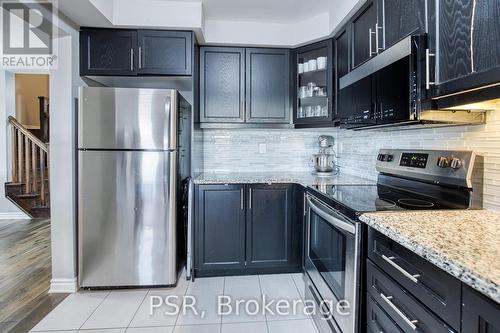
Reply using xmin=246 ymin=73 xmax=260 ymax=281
xmin=337 ymin=35 xmax=485 ymax=130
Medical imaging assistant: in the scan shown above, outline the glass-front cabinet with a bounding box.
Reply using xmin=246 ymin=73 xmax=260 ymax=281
xmin=293 ymin=39 xmax=335 ymax=127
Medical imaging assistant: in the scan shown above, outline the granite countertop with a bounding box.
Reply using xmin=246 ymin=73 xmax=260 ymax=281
xmin=193 ymin=171 xmax=375 ymax=187
xmin=359 ymin=210 xmax=500 ymax=303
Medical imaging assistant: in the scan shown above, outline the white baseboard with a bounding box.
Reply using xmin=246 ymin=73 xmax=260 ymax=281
xmin=49 ymin=277 xmax=78 ymax=293
xmin=0 ymin=211 xmax=30 ymax=219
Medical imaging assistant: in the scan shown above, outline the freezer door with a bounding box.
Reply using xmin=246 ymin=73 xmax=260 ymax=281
xmin=78 ymin=87 xmax=178 ymax=150
xmin=78 ymin=150 xmax=177 ymax=287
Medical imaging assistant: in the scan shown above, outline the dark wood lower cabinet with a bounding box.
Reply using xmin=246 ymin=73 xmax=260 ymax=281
xmin=246 ymin=184 xmax=295 ymax=268
xmin=366 ymin=228 xmax=500 ymax=333
xmin=194 ymin=184 xmax=301 ymax=277
xmin=462 ymin=285 xmax=500 ymax=333
xmin=195 ymin=184 xmax=246 ymax=274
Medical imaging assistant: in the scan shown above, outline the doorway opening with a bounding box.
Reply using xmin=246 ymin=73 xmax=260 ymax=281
xmin=6 ymin=74 xmax=50 ymax=218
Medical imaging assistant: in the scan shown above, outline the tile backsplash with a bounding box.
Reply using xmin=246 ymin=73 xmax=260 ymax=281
xmin=335 ymin=110 xmax=500 ymax=210
xmin=202 ymin=128 xmax=333 ymax=172
xmin=202 ymin=110 xmax=500 ymax=211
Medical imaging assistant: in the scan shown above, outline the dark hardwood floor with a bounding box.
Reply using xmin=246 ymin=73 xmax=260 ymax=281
xmin=0 ymin=218 xmax=67 ymax=332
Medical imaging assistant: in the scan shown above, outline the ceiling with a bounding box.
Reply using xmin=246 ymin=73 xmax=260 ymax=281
xmin=57 ymin=0 xmax=361 ymax=47
xmin=202 ymin=0 xmax=331 ymax=24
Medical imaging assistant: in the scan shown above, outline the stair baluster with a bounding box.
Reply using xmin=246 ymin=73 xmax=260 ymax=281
xmin=7 ymin=116 xmax=50 ymax=217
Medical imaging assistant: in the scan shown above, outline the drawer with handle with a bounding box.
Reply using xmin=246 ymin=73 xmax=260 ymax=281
xmin=367 ymin=293 xmax=403 ymax=333
xmin=368 ymin=228 xmax=461 ymax=331
xmin=367 ymin=259 xmax=456 ymax=333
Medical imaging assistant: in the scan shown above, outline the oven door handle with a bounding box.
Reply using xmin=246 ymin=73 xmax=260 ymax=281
xmin=307 ymin=195 xmax=356 ymax=235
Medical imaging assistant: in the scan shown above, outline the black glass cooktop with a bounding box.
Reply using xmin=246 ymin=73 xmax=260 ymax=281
xmin=310 ymin=175 xmax=471 ymax=214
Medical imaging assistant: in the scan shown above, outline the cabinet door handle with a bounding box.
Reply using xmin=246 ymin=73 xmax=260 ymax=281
xmin=369 ymin=28 xmax=377 ymax=56
xmin=369 ymin=28 xmax=374 ymax=56
xmin=380 ymin=293 xmax=418 ymax=331
xmin=381 ymin=254 xmax=420 ymax=283
xmin=249 ymin=188 xmax=252 ymax=209
xmin=138 ymin=46 xmax=142 ymax=69
xmin=303 ymin=193 xmax=307 ymax=216
xmin=240 ymin=188 xmax=244 ymax=210
xmin=130 ymin=49 xmax=134 ymax=71
xmin=425 ymin=49 xmax=435 ymax=90
xmin=375 ymin=23 xmax=381 ymax=52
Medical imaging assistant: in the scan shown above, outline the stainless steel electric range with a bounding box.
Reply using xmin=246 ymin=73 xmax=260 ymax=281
xmin=304 ymin=149 xmax=483 ymax=333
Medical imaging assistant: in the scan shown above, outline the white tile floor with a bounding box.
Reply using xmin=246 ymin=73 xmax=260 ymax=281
xmin=30 ymin=273 xmax=317 ymax=333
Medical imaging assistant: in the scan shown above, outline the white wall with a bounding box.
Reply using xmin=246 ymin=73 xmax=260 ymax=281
xmin=48 ymin=13 xmax=86 ymax=293
xmin=15 ymin=74 xmax=50 ymax=128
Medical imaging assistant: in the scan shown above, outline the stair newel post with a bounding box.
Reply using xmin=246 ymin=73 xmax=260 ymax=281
xmin=32 ymin=144 xmax=37 ymax=196
xmin=40 ymin=148 xmax=46 ymax=206
xmin=11 ymin=126 xmax=18 ymax=183
xmin=17 ymin=131 xmax=23 ymax=186
xmin=24 ymin=136 xmax=31 ymax=193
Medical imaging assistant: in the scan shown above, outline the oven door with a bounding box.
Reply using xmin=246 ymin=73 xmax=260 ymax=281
xmin=305 ymin=194 xmax=361 ymax=333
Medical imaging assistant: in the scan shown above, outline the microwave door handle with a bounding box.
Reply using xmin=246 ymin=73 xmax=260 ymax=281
xmin=306 ymin=196 xmax=356 ymax=235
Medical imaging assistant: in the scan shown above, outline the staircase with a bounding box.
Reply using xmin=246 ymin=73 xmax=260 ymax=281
xmin=5 ymin=116 xmax=50 ymax=218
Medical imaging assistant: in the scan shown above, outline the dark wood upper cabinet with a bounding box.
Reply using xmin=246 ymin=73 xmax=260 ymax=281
xmin=428 ymin=0 xmax=500 ymax=96
xmin=195 ymin=185 xmax=246 ymax=274
xmin=245 ymin=48 xmax=290 ymax=123
xmin=200 ymin=47 xmax=291 ymax=125
xmin=335 ymin=28 xmax=350 ymax=79
xmin=380 ymin=0 xmax=426 ymax=49
xmin=80 ymin=28 xmax=192 ymax=76
xmin=351 ymin=0 xmax=378 ymax=69
xmin=200 ymin=47 xmax=246 ymax=123
xmin=472 ymin=0 xmax=500 ymax=74
xmin=438 ymin=0 xmax=473 ymax=84
xmin=137 ymin=30 xmax=192 ymax=75
xmin=462 ymin=285 xmax=500 ymax=333
xmin=246 ymin=184 xmax=294 ymax=268
xmin=80 ymin=29 xmax=137 ymax=76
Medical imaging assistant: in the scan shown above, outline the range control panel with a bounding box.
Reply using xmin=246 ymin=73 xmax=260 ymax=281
xmin=400 ymin=153 xmax=429 ymax=169
xmin=375 ymin=149 xmax=477 ymax=188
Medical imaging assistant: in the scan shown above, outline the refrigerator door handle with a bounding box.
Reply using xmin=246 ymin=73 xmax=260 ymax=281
xmin=166 ymin=92 xmax=178 ymax=150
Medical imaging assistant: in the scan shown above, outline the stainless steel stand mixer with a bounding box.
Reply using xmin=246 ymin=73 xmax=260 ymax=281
xmin=311 ymin=135 xmax=338 ymax=176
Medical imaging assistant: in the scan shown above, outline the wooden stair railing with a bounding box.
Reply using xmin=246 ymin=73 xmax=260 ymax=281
xmin=8 ymin=116 xmax=49 ymax=206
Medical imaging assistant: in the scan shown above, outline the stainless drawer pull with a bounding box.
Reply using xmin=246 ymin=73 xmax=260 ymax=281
xmin=380 ymin=293 xmax=418 ymax=331
xmin=381 ymin=254 xmax=420 ymax=283
xmin=249 ymin=188 xmax=252 ymax=209
xmin=130 ymin=49 xmax=134 ymax=71
xmin=240 ymin=188 xmax=244 ymax=210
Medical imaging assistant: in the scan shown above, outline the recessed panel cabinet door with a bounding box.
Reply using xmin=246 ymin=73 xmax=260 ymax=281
xmin=336 ymin=28 xmax=350 ymax=79
xmin=462 ymin=285 xmax=500 ymax=333
xmin=381 ymin=0 xmax=426 ymax=49
xmin=426 ymin=0 xmax=500 ymax=96
xmin=80 ymin=29 xmax=137 ymax=76
xmin=200 ymin=47 xmax=245 ymax=123
xmin=196 ymin=185 xmax=246 ymax=272
xmin=246 ymin=48 xmax=290 ymax=123
xmin=138 ymin=30 xmax=192 ymax=75
xmin=351 ymin=1 xmax=378 ymax=68
xmin=438 ymin=0 xmax=473 ymax=84
xmin=246 ymin=184 xmax=294 ymax=268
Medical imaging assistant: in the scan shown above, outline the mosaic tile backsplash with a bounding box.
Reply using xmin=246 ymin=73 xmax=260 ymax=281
xmin=202 ymin=110 xmax=500 ymax=210
xmin=202 ymin=128 xmax=334 ymax=173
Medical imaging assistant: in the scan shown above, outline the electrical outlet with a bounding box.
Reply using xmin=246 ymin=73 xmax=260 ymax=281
xmin=258 ymin=143 xmax=267 ymax=154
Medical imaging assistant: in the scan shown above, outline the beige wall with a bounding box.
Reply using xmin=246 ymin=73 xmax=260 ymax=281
xmin=15 ymin=74 xmax=49 ymax=128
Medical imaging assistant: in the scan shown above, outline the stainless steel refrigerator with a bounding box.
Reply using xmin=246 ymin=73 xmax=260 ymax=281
xmin=78 ymin=87 xmax=190 ymax=288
